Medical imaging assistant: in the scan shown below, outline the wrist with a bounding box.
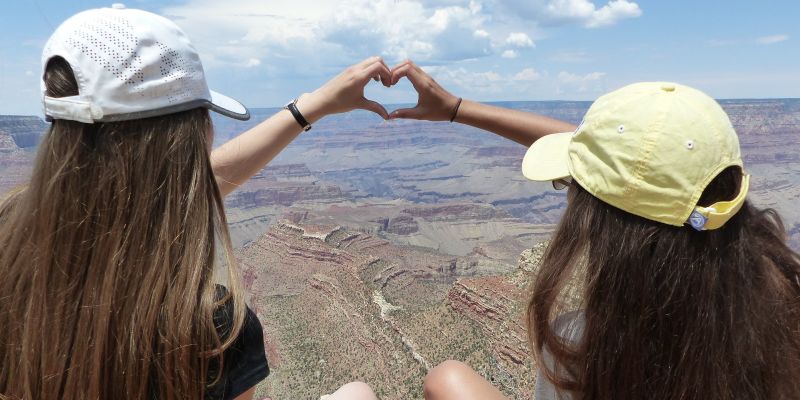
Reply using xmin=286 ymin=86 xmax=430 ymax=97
xmin=449 ymin=97 xmax=470 ymax=123
xmin=448 ymin=97 xmax=463 ymax=122
xmin=294 ymin=91 xmax=328 ymax=124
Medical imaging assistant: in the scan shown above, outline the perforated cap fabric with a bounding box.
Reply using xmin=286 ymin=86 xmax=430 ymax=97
xmin=41 ymin=4 xmax=249 ymax=123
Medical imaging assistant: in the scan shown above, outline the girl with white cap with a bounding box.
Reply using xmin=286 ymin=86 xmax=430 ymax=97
xmin=0 ymin=5 xmax=387 ymax=400
xmin=390 ymin=60 xmax=800 ymax=400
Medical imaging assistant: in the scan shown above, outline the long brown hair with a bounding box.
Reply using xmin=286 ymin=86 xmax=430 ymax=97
xmin=529 ymin=167 xmax=800 ymax=400
xmin=0 ymin=57 xmax=246 ymax=399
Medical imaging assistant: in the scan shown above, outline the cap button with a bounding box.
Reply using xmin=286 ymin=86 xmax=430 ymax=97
xmin=111 ymin=3 xmax=126 ymax=9
xmin=661 ymin=83 xmax=676 ymax=92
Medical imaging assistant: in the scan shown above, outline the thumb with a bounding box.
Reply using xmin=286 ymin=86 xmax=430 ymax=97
xmin=360 ymin=98 xmax=389 ymax=120
xmin=389 ymin=106 xmax=424 ymax=120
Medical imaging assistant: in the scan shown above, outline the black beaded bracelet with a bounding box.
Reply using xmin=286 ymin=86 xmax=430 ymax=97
xmin=449 ymin=97 xmax=463 ymax=123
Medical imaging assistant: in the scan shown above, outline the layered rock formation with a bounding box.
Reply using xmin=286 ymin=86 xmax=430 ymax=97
xmin=375 ymin=214 xmax=419 ymax=235
xmin=0 ymin=131 xmax=34 ymax=195
xmin=239 ymin=223 xmax=428 ymax=399
xmin=0 ymin=131 xmax=18 ymax=153
xmin=240 ymin=221 xmax=551 ymax=399
xmin=0 ymin=115 xmax=47 ymax=148
xmin=226 ymin=164 xmax=347 ymax=209
xmin=238 ymin=219 xmax=588 ymax=399
xmin=0 ymin=98 xmax=796 ymax=398
xmin=226 ymin=182 xmax=346 ymax=209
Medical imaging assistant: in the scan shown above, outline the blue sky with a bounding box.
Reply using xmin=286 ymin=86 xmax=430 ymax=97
xmin=0 ymin=0 xmax=797 ymax=116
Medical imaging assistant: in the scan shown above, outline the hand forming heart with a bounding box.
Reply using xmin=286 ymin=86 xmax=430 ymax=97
xmin=298 ymin=56 xmax=393 ymax=121
xmin=295 ymin=57 xmax=460 ymax=123
xmin=388 ymin=59 xmax=461 ymax=122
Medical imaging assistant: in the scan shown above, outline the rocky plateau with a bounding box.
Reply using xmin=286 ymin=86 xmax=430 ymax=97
xmin=1 ymin=99 xmax=798 ymax=398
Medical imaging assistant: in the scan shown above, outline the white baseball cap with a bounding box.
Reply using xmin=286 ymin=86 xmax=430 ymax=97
xmin=41 ymin=4 xmax=249 ymax=123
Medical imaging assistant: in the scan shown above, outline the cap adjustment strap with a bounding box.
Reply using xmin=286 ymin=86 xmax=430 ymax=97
xmin=43 ymin=96 xmax=104 ymax=124
xmin=687 ymin=174 xmax=750 ymax=231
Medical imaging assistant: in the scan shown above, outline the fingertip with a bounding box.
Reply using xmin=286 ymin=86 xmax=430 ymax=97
xmin=375 ymin=106 xmax=389 ymax=119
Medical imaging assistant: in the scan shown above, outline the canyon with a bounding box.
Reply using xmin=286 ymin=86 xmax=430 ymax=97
xmin=239 ymin=221 xmax=546 ymax=398
xmin=0 ymin=116 xmax=43 ymax=195
xmin=1 ymin=99 xmax=798 ymax=398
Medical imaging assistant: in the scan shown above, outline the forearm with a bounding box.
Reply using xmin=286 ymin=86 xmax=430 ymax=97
xmin=211 ymin=111 xmax=300 ymax=197
xmin=388 ymin=60 xmax=575 ymax=147
xmin=210 ymin=95 xmax=325 ymax=197
xmin=210 ymin=56 xmax=392 ymax=197
xmin=454 ymin=100 xmax=576 ymax=147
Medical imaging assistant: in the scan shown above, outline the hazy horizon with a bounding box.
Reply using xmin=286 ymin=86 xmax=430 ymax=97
xmin=3 ymin=97 xmax=799 ymax=119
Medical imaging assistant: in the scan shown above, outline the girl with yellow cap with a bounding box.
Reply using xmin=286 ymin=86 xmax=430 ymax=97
xmin=390 ymin=60 xmax=800 ymax=400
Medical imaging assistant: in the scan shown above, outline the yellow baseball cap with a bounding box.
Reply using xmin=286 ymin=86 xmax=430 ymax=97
xmin=521 ymin=82 xmax=749 ymax=231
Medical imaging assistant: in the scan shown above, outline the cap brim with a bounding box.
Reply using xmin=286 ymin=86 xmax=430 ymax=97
xmin=521 ymin=131 xmax=572 ymax=181
xmin=208 ymin=90 xmax=250 ymax=121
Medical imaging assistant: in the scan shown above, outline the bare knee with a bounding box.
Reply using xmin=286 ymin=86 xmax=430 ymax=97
xmin=423 ymin=360 xmax=475 ymax=400
xmin=328 ymin=381 xmax=377 ymax=400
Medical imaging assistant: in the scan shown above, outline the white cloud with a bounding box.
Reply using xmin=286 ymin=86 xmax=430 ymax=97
xmin=160 ymin=0 xmax=329 ymax=73
xmin=755 ymin=34 xmax=789 ymax=45
xmin=506 ymin=32 xmax=535 ymax=48
xmin=243 ymin=58 xmax=261 ymax=68
xmin=558 ymin=71 xmax=605 ymax=83
xmin=545 ymin=0 xmax=596 ymax=20
xmin=162 ymin=0 xmax=642 ymax=71
xmin=709 ymin=34 xmax=790 ymax=47
xmin=163 ymin=0 xmax=494 ymax=70
xmin=421 ymin=65 xmax=603 ymax=99
xmin=149 ymin=0 xmax=638 ymax=105
xmin=585 ymin=0 xmax=642 ymax=27
xmin=424 ymin=66 xmax=514 ymax=93
xmin=541 ymin=0 xmax=642 ymax=28
xmin=324 ymin=1 xmax=492 ymax=62
xmin=557 ymin=70 xmax=606 ymax=93
xmin=513 ymin=68 xmax=541 ymax=81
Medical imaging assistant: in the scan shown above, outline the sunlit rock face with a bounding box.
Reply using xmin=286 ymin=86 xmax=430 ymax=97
xmin=0 ymin=131 xmax=18 ymax=153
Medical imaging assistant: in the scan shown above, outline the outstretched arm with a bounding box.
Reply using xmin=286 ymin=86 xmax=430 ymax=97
xmin=211 ymin=56 xmax=392 ymax=197
xmin=389 ymin=60 xmax=575 ymax=147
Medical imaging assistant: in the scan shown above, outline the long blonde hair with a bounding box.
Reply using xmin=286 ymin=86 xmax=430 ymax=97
xmin=0 ymin=57 xmax=246 ymax=399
